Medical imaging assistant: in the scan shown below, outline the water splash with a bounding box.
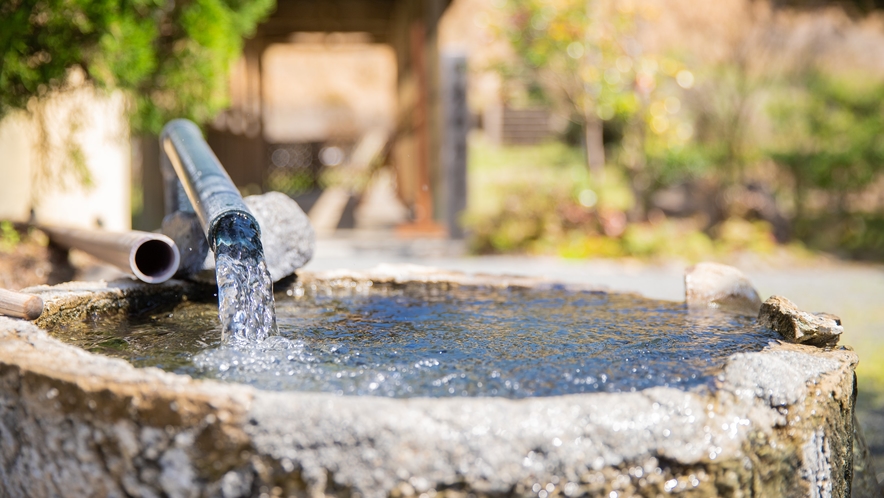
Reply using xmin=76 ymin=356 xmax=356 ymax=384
xmin=189 ymin=286 xmax=777 ymax=396
xmin=213 ymin=214 xmax=278 ymax=343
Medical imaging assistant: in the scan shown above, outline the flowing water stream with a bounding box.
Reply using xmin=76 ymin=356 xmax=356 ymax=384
xmin=212 ymin=215 xmax=278 ymax=343
xmin=49 ymin=281 xmax=777 ymax=398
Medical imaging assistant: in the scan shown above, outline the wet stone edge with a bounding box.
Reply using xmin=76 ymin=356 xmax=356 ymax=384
xmin=0 ymin=267 xmax=874 ymax=497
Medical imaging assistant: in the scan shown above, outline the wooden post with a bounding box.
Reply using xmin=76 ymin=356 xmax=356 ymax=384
xmin=439 ymin=51 xmax=468 ymax=239
xmin=396 ymin=19 xmax=446 ymax=237
xmin=411 ymin=20 xmax=433 ymax=225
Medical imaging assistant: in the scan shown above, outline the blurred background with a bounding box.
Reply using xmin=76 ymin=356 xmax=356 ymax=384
xmin=1 ymin=0 xmax=884 ymax=481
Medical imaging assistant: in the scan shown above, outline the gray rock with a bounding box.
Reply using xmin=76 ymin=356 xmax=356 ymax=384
xmin=852 ymin=412 xmax=882 ymax=498
xmin=0 ymin=266 xmax=876 ymax=497
xmin=161 ymin=211 xmax=209 ymax=278
xmin=244 ymin=192 xmax=315 ymax=282
xmin=684 ymin=262 xmax=762 ymax=314
xmin=759 ymin=295 xmax=843 ymax=347
xmin=162 ymin=192 xmax=315 ymax=283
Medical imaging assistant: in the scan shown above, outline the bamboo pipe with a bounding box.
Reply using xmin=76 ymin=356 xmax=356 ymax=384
xmin=39 ymin=226 xmax=181 ymax=284
xmin=160 ymin=119 xmax=261 ymax=253
xmin=0 ymin=288 xmax=43 ymax=320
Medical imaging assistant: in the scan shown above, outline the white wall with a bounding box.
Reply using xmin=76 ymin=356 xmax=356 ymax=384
xmin=262 ymin=42 xmax=397 ymax=143
xmin=0 ymin=112 xmax=34 ymax=222
xmin=0 ymin=88 xmax=131 ymax=231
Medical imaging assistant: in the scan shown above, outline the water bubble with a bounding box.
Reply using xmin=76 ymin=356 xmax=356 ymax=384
xmin=596 ymin=104 xmax=615 ymax=121
xmin=567 ymin=42 xmax=584 ymax=59
xmin=651 ymin=116 xmax=669 ymax=134
xmin=676 ymin=70 xmax=694 ymax=89
xmin=271 ymin=149 xmax=292 ymax=168
xmin=579 ymin=189 xmax=598 ymax=208
xmin=319 ymin=146 xmax=345 ymax=166
xmin=604 ymin=68 xmax=621 ymax=85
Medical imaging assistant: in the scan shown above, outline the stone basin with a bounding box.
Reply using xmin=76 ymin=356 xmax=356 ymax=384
xmin=0 ymin=265 xmax=877 ymax=497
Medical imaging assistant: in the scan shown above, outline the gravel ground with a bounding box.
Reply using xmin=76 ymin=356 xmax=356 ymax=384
xmin=0 ymin=235 xmax=120 ymax=291
xmin=0 ymin=237 xmax=57 ymax=290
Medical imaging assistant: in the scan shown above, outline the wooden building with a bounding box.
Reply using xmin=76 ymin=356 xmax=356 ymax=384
xmin=194 ymin=0 xmax=464 ymax=235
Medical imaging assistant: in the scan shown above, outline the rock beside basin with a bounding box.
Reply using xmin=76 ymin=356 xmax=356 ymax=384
xmin=164 ymin=191 xmax=315 ymax=283
xmin=244 ymin=192 xmax=315 ymax=283
xmin=162 ymin=211 xmax=210 ymax=278
xmin=0 ymin=267 xmax=878 ymax=497
xmin=684 ymin=262 xmax=763 ymax=315
xmin=759 ymin=295 xmax=844 ymax=347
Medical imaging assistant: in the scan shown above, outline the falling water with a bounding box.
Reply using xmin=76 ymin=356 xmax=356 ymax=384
xmin=213 ymin=214 xmax=278 ymax=343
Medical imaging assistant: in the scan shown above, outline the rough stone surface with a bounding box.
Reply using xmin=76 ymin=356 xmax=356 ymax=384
xmin=759 ymin=295 xmax=844 ymax=347
xmin=244 ymin=191 xmax=315 ymax=282
xmin=162 ymin=192 xmax=315 ymax=283
xmin=853 ymin=413 xmax=882 ymax=497
xmin=0 ymin=267 xmax=877 ymax=497
xmin=684 ymin=262 xmax=763 ymax=315
xmin=21 ymin=279 xmax=213 ymax=329
xmin=162 ymin=211 xmax=210 ymax=278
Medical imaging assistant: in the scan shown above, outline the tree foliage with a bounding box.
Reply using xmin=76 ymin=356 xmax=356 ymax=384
xmin=0 ymin=0 xmax=274 ymax=133
xmin=769 ymin=72 xmax=884 ymax=216
xmin=493 ymin=0 xmax=700 ymax=214
xmin=482 ymin=1 xmax=884 ymax=259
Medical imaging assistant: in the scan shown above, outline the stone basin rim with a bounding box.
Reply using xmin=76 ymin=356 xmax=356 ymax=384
xmin=14 ymin=264 xmax=854 ymax=409
xmin=24 ymin=264 xmax=769 ymax=401
xmin=0 ymin=264 xmax=868 ymax=497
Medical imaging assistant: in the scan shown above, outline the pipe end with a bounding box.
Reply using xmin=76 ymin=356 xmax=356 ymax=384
xmin=208 ymin=211 xmax=261 ymax=254
xmin=131 ymin=238 xmax=181 ymax=284
xmin=24 ymin=296 xmax=43 ymax=320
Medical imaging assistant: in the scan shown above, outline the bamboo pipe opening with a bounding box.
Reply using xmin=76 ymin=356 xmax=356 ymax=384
xmin=131 ymin=238 xmax=180 ymax=283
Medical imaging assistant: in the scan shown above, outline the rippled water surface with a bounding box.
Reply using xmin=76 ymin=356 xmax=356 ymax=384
xmin=49 ymin=283 xmax=776 ymax=398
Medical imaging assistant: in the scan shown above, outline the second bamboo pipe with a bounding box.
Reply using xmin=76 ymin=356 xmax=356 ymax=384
xmin=39 ymin=226 xmax=181 ymax=284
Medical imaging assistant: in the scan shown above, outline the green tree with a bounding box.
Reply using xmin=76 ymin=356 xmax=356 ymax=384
xmin=769 ymin=72 xmax=884 ymax=220
xmin=495 ymin=0 xmax=629 ymax=173
xmin=493 ymin=0 xmax=697 ymax=218
xmin=0 ymin=0 xmax=274 ymax=133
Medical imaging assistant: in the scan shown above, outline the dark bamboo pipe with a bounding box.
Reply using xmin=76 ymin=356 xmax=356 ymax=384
xmin=160 ymin=119 xmax=262 ymax=253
